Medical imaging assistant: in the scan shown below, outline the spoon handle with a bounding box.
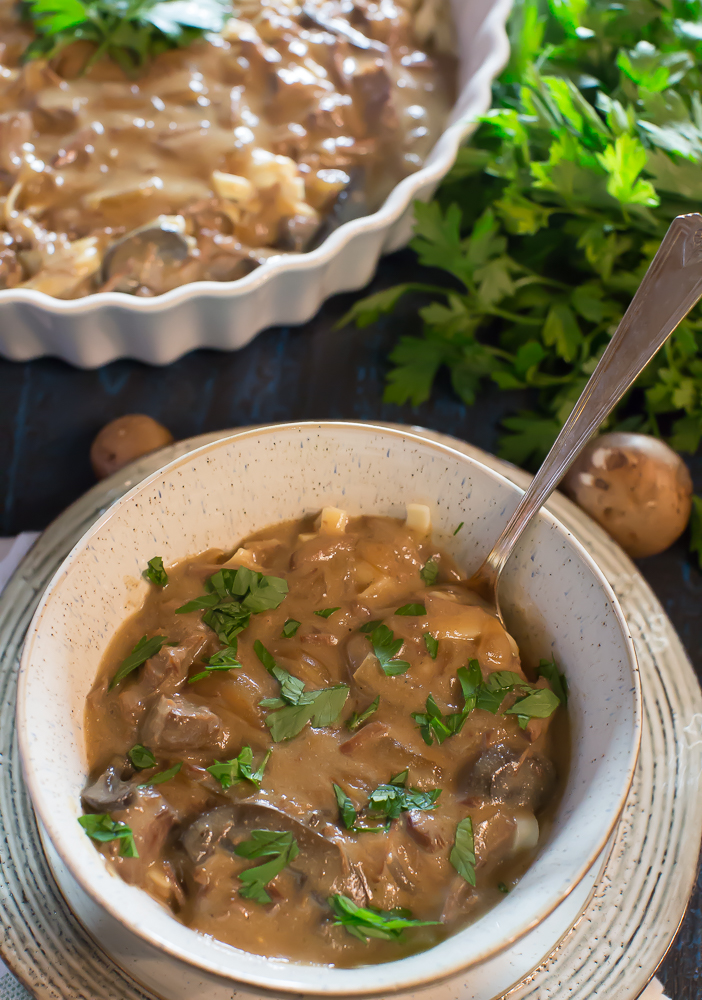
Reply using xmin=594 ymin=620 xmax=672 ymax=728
xmin=472 ymin=212 xmax=702 ymax=597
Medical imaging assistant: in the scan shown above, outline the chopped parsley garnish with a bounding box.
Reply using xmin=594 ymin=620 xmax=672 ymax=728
xmin=423 ymin=632 xmax=439 ymax=659
xmin=188 ymin=646 xmax=242 ymax=684
xmin=347 ymin=695 xmax=379 ymax=730
xmin=333 ymin=783 xmax=358 ymax=830
xmin=128 ymin=744 xmax=156 ymax=770
xmin=178 ymin=567 xmax=287 ymax=678
xmin=281 ymin=619 xmax=301 ymax=637
xmin=450 ymin=817 xmax=476 ymax=886
xmin=138 ymin=761 xmax=181 ymax=787
xmin=328 ymin=894 xmax=439 ymax=941
xmin=24 ymin=0 xmax=231 ymax=76
xmin=537 ymin=656 xmax=568 ymax=705
xmin=78 ymin=814 xmax=138 ymax=858
xmin=332 ymin=771 xmax=440 ymax=831
xmin=368 ymin=623 xmax=411 ymax=676
xmin=109 ymin=634 xmax=171 ymax=690
xmin=358 ymin=619 xmax=383 ymax=633
xmin=255 ymin=640 xmax=349 ymax=741
xmin=498 ymin=882 xmax=510 ymax=894
xmin=315 ymin=607 xmax=340 ymax=618
xmin=419 ymin=558 xmax=439 ymax=586
xmin=453 ymin=523 xmax=464 ymax=536
xmin=412 ymin=693 xmax=466 ymax=745
xmin=413 ymin=659 xmax=563 ymax=740
xmin=207 ymin=746 xmax=271 ymax=789
xmin=234 ymin=830 xmax=299 ymax=904
xmin=395 ymin=603 xmax=426 ymax=616
xmin=506 ymin=688 xmax=561 ymax=729
xmin=142 ymin=556 xmax=168 ymax=587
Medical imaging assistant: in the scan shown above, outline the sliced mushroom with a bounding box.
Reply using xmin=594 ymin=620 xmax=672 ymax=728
xmin=101 ymin=216 xmax=191 ymax=286
xmin=182 ymin=799 xmax=353 ymax=896
xmin=81 ymin=764 xmax=134 ymax=812
xmin=306 ymin=168 xmax=368 ymax=250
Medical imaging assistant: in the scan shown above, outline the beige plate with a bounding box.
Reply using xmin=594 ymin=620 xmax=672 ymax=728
xmin=1 ymin=425 xmax=701 ymax=1000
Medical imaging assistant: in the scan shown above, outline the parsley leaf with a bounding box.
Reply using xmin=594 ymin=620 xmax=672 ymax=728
xmin=333 ymin=783 xmax=357 ymax=829
xmin=347 ymin=695 xmax=380 ymax=730
xmin=420 ymin=559 xmax=439 ymax=586
xmin=315 ymin=607 xmax=340 ymax=618
xmin=395 ymin=603 xmax=426 ymax=616
xmin=109 ymin=634 xmax=170 ymax=690
xmin=359 ymin=619 xmax=383 ymax=633
xmin=536 ymin=656 xmax=568 ymax=705
xmin=368 ymin=624 xmax=411 ymax=676
xmin=423 ymin=632 xmax=439 ymax=659
xmin=207 ymin=746 xmax=271 ymax=789
xmin=138 ymin=761 xmax=181 ymax=787
xmin=453 ymin=522 xmax=464 ymax=535
xmin=328 ymin=894 xmax=439 ymax=941
xmin=506 ymin=688 xmax=561 ymax=729
xmin=78 ymin=814 xmax=138 ymax=858
xmin=255 ymin=641 xmax=349 ymax=740
xmin=281 ymin=619 xmax=301 ymax=637
xmin=188 ymin=645 xmax=242 ymax=683
xmin=24 ymin=0 xmax=231 ymax=76
xmin=234 ymin=830 xmax=299 ymax=904
xmin=128 ymin=744 xmax=156 ymax=770
xmin=142 ymin=556 xmax=168 ymax=587
xmin=450 ymin=817 xmax=476 ymax=886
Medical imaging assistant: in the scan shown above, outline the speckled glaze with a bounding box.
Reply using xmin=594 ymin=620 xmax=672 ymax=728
xmin=16 ymin=422 xmax=640 ymax=996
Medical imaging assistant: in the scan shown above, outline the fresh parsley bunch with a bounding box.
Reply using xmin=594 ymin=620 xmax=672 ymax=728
xmin=343 ymin=0 xmax=702 ymax=557
xmin=23 ymin=0 xmax=231 ymax=74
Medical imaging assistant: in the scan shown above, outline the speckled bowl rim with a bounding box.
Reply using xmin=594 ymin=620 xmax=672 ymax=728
xmin=0 ymin=0 xmax=512 ymax=315
xmin=16 ymin=421 xmax=642 ymax=997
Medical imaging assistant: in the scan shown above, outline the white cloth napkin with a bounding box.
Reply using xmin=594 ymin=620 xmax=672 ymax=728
xmin=0 ymin=535 xmax=673 ymax=999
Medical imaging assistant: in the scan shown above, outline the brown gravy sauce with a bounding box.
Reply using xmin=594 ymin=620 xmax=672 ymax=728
xmin=83 ymin=511 xmax=567 ymax=966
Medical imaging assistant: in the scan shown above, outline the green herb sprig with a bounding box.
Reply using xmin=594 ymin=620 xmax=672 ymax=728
xmin=367 ymin=623 xmax=411 ymax=676
xmin=234 ymin=829 xmax=299 ymax=904
xmin=347 ymin=695 xmax=379 ymax=730
xmin=24 ymin=0 xmax=231 ymax=76
xmin=254 ymin=641 xmax=349 ymax=741
xmin=78 ymin=813 xmax=138 ymax=857
xmin=109 ymin=634 xmax=172 ymax=690
xmin=342 ymin=0 xmax=702 ymax=564
xmin=142 ymin=556 xmax=168 ymax=587
xmin=207 ymin=745 xmax=271 ymax=789
xmin=450 ymin=817 xmax=476 ymax=886
xmin=328 ymin=894 xmax=439 ymax=941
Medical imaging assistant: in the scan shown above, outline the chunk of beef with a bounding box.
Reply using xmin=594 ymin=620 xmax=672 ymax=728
xmin=119 ymin=626 xmax=210 ymax=723
xmin=82 ymin=764 xmax=134 ymax=812
xmin=351 ymin=61 xmax=397 ymax=134
xmin=141 ymin=694 xmax=227 ymax=752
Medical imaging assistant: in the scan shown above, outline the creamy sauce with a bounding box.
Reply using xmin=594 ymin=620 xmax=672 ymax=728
xmin=83 ymin=512 xmax=567 ymax=966
xmin=0 ymin=0 xmax=455 ymax=297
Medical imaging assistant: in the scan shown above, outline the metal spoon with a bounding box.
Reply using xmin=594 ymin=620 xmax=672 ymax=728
xmin=468 ymin=212 xmax=702 ymax=622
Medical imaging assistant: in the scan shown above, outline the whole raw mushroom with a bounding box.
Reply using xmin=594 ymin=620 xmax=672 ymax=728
xmin=90 ymin=414 xmax=174 ymax=480
xmin=561 ymin=432 xmax=693 ymax=559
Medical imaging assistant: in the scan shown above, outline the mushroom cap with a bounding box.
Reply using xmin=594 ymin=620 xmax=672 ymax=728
xmin=561 ymin=432 xmax=693 ymax=559
xmin=90 ymin=414 xmax=174 ymax=480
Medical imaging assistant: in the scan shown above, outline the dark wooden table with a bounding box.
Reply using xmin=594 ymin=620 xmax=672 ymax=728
xmin=1 ymin=248 xmax=700 ymax=999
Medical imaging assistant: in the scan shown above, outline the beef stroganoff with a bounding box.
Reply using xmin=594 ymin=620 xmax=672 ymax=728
xmin=0 ymin=0 xmax=454 ymax=298
xmin=81 ymin=506 xmax=567 ymax=965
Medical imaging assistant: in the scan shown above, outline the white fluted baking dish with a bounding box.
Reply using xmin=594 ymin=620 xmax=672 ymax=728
xmin=0 ymin=0 xmax=511 ymax=368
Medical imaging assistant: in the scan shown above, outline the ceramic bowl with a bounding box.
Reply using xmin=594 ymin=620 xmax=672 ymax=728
xmin=17 ymin=422 xmax=641 ymax=996
xmin=0 ymin=0 xmax=510 ymax=368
